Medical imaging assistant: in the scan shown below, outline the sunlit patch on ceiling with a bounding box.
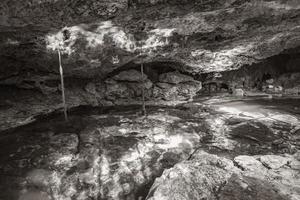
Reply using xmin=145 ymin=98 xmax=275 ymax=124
xmin=138 ymin=28 xmax=175 ymax=54
xmin=190 ymin=44 xmax=255 ymax=72
xmin=45 ymin=21 xmax=176 ymax=56
xmin=46 ymin=21 xmax=136 ymax=54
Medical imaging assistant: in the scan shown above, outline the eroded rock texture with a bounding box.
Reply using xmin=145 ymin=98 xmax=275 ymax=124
xmin=147 ymin=151 xmax=300 ymax=200
xmin=1 ymin=99 xmax=299 ymax=200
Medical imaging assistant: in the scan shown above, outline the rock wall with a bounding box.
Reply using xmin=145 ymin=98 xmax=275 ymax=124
xmin=0 ymin=69 xmax=202 ymax=131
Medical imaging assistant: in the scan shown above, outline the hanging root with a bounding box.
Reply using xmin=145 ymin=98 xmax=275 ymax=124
xmin=58 ymin=49 xmax=68 ymax=121
xmin=141 ymin=63 xmax=147 ymax=116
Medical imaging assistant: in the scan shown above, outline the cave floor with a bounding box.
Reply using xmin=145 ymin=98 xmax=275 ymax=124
xmin=0 ymin=98 xmax=299 ymax=200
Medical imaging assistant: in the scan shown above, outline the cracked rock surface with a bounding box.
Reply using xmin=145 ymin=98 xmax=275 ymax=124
xmin=0 ymin=97 xmax=299 ymax=200
xmin=147 ymin=151 xmax=300 ymax=200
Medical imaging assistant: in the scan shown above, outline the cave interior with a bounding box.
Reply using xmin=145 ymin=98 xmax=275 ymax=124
xmin=0 ymin=1 xmax=300 ymax=200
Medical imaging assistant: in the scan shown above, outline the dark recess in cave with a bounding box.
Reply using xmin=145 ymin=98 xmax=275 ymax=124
xmin=199 ymin=50 xmax=300 ymax=95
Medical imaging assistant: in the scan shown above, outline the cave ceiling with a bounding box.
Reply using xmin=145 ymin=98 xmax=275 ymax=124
xmin=0 ymin=0 xmax=300 ymax=80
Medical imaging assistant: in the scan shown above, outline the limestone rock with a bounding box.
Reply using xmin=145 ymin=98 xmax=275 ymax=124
xmin=85 ymin=82 xmax=97 ymax=94
xmin=232 ymin=153 xmax=300 ymax=200
xmin=285 ymin=87 xmax=300 ymax=96
xmin=105 ymin=78 xmax=153 ymax=100
xmin=274 ymin=86 xmax=283 ymax=93
xmin=26 ymin=169 xmax=52 ymax=189
xmin=153 ymin=83 xmax=178 ymax=101
xmin=112 ymin=69 xmax=148 ymax=82
xmin=178 ymin=81 xmax=202 ymax=99
xmin=219 ymin=174 xmax=289 ymax=200
xmin=127 ymin=79 xmax=153 ymax=97
xmin=158 ymin=71 xmax=194 ymax=84
xmin=153 ymin=81 xmax=202 ymax=101
xmin=147 ymin=150 xmax=300 ymax=200
xmin=234 ymin=155 xmax=266 ymax=171
xmin=232 ymin=88 xmax=245 ymax=97
xmin=259 ymin=155 xmax=291 ymax=169
xmin=146 ymin=151 xmax=237 ymax=200
xmin=106 ymin=79 xmax=133 ymax=100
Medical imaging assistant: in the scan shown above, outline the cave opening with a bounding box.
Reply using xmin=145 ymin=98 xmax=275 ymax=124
xmin=199 ymin=51 xmax=300 ymax=97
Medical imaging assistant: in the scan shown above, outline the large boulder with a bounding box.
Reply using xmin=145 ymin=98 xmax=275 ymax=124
xmin=105 ymin=79 xmax=133 ymax=100
xmin=105 ymin=78 xmax=153 ymax=101
xmin=146 ymin=151 xmax=238 ymax=200
xmin=153 ymin=80 xmax=202 ymax=101
xmin=232 ymin=88 xmax=245 ymax=97
xmin=153 ymin=83 xmax=178 ymax=100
